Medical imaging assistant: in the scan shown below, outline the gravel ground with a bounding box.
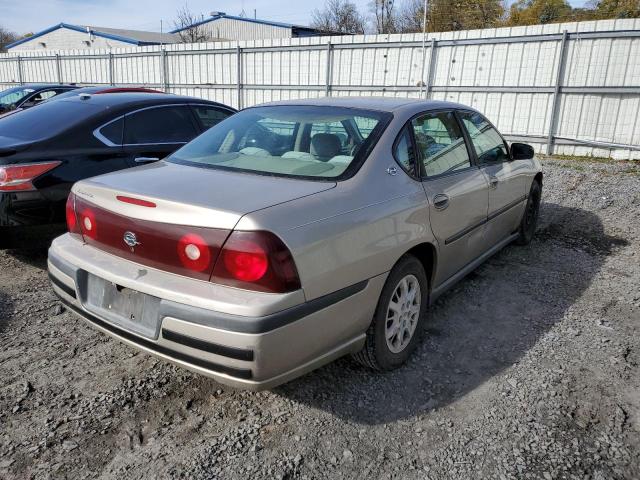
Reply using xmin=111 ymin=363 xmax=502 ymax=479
xmin=0 ymin=157 xmax=639 ymax=480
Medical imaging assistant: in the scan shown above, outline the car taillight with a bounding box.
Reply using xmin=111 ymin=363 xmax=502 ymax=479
xmin=212 ymin=231 xmax=301 ymax=293
xmin=66 ymin=193 xmax=80 ymax=234
xmin=0 ymin=161 xmax=61 ymax=192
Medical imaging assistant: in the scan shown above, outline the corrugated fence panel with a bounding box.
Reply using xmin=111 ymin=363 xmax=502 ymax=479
xmin=0 ymin=19 xmax=638 ymax=158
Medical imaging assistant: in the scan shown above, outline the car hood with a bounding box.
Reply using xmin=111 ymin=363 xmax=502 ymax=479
xmin=73 ymin=161 xmax=336 ymax=230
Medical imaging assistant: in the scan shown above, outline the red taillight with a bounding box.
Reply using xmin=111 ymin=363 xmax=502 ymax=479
xmin=177 ymin=233 xmax=212 ymax=272
xmin=212 ymin=231 xmax=300 ymax=293
xmin=0 ymin=162 xmax=61 ymax=192
xmin=66 ymin=193 xmax=80 ymax=234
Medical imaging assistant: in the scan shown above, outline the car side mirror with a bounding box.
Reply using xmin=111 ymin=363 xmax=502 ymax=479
xmin=511 ymin=142 xmax=534 ymax=160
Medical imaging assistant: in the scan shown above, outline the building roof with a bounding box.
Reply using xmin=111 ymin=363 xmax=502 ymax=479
xmin=170 ymin=13 xmax=338 ymax=36
xmin=5 ymin=23 xmax=179 ymax=49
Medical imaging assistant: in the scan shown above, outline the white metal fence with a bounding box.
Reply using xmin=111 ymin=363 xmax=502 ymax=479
xmin=1 ymin=19 xmax=640 ymax=159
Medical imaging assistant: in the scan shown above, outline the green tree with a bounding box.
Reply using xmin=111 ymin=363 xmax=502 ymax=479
xmin=398 ymin=0 xmax=505 ymax=33
xmin=591 ymin=0 xmax=640 ymax=19
xmin=506 ymin=0 xmax=574 ymax=26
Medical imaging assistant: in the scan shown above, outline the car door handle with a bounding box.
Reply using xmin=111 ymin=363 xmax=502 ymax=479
xmin=433 ymin=194 xmax=449 ymax=210
xmin=134 ymin=157 xmax=160 ymax=163
xmin=489 ymin=176 xmax=499 ymax=189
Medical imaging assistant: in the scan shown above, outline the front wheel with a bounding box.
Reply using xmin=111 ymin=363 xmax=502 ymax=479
xmin=515 ymin=180 xmax=541 ymax=246
xmin=352 ymin=255 xmax=429 ymax=371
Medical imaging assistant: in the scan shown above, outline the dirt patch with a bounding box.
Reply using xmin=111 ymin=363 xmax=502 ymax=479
xmin=0 ymin=158 xmax=639 ymax=479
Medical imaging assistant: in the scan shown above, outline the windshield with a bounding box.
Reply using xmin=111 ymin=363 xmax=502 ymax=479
xmin=168 ymin=106 xmax=391 ymax=180
xmin=0 ymin=87 xmax=35 ymax=107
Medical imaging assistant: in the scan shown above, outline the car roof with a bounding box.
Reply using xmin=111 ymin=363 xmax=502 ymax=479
xmin=21 ymin=83 xmax=78 ymax=90
xmin=55 ymin=92 xmax=230 ymax=109
xmin=257 ymin=96 xmax=475 ymax=114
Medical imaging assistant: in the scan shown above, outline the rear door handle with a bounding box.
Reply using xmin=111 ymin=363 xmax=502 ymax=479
xmin=134 ymin=157 xmax=160 ymax=163
xmin=433 ymin=194 xmax=449 ymax=210
xmin=489 ymin=176 xmax=499 ymax=189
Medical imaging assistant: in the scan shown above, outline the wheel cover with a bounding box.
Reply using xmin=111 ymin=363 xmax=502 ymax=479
xmin=385 ymin=274 xmax=421 ymax=354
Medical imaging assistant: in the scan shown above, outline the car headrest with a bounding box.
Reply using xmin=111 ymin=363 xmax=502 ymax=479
xmin=311 ymin=133 xmax=342 ymax=161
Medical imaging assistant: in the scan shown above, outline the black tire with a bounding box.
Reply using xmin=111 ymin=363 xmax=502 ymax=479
xmin=515 ymin=179 xmax=541 ymax=246
xmin=352 ymin=255 xmax=429 ymax=371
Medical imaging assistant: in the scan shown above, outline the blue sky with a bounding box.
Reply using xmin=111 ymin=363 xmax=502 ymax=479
xmin=1 ymin=0 xmax=372 ymax=34
xmin=1 ymin=0 xmax=591 ymax=35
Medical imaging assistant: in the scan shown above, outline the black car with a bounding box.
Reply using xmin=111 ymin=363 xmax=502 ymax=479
xmin=0 ymin=93 xmax=236 ymax=248
xmin=0 ymin=84 xmax=79 ymax=115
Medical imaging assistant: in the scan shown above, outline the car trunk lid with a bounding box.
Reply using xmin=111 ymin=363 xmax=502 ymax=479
xmin=71 ymin=161 xmax=335 ymax=279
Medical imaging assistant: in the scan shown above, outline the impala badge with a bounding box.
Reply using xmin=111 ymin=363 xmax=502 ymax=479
xmin=123 ymin=231 xmax=141 ymax=251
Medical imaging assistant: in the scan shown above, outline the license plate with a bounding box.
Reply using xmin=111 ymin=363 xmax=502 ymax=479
xmin=82 ymin=273 xmax=161 ymax=339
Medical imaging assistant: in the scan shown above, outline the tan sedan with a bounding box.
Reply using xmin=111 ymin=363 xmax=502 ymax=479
xmin=48 ymin=97 xmax=542 ymax=390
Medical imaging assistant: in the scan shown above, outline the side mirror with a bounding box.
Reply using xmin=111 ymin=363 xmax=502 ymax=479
xmin=511 ymin=142 xmax=534 ymax=160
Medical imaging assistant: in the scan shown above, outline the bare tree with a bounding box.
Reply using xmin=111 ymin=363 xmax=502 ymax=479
xmin=371 ymin=0 xmax=398 ymax=34
xmin=0 ymin=26 xmax=18 ymax=52
xmin=311 ymin=0 xmax=366 ymax=34
xmin=397 ymin=0 xmax=425 ymax=32
xmin=173 ymin=5 xmax=209 ymax=43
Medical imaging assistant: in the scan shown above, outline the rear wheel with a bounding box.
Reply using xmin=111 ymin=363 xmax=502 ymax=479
xmin=352 ymin=255 xmax=429 ymax=371
xmin=515 ymin=180 xmax=541 ymax=246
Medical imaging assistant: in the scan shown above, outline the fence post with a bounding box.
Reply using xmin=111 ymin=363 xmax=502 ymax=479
xmin=425 ymin=38 xmax=437 ymax=99
xmin=108 ymin=52 xmax=114 ymax=86
xmin=55 ymin=54 xmax=62 ymax=84
xmin=325 ymin=41 xmax=333 ymax=97
xmin=236 ymin=45 xmax=243 ymax=109
xmin=161 ymin=49 xmax=169 ymax=92
xmin=547 ymin=30 xmax=569 ymax=155
xmin=17 ymin=56 xmax=23 ymax=85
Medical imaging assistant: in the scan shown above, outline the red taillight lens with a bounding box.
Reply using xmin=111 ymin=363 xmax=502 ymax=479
xmin=212 ymin=231 xmax=301 ymax=293
xmin=0 ymin=161 xmax=61 ymax=192
xmin=177 ymin=233 xmax=212 ymax=272
xmin=223 ymin=239 xmax=268 ymax=282
xmin=65 ymin=193 xmax=80 ymax=234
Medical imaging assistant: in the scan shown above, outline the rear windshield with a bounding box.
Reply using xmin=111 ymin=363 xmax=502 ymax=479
xmin=0 ymin=86 xmax=35 ymax=107
xmin=0 ymin=99 xmax=102 ymax=141
xmin=168 ymin=106 xmax=391 ymax=180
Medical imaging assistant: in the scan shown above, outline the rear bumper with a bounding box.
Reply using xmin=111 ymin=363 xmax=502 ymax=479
xmin=48 ymin=234 xmax=385 ymax=390
xmin=0 ymin=190 xmax=65 ymax=248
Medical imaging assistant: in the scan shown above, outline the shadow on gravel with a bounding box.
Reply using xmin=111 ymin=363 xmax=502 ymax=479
xmin=277 ymin=203 xmax=629 ymax=425
xmin=7 ymin=248 xmax=49 ymax=271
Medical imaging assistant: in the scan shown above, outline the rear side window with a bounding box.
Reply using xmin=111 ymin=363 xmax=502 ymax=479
xmin=97 ymin=117 xmax=124 ymax=145
xmin=124 ymin=106 xmax=198 ymax=145
xmin=459 ymin=111 xmax=509 ymax=164
xmin=192 ymin=106 xmax=232 ymax=130
xmin=393 ymin=127 xmax=416 ymax=175
xmin=411 ymin=111 xmax=471 ymax=177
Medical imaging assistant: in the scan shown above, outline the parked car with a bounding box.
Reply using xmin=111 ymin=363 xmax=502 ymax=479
xmin=48 ymin=97 xmax=541 ymax=390
xmin=0 ymin=84 xmax=79 ymax=115
xmin=0 ymin=92 xmax=236 ymax=248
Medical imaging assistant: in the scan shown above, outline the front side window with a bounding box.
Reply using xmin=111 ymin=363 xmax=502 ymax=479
xmin=168 ymin=106 xmax=390 ymax=180
xmin=459 ymin=111 xmax=509 ymax=164
xmin=192 ymin=106 xmax=233 ymax=130
xmin=124 ymin=106 xmax=198 ymax=145
xmin=411 ymin=111 xmax=471 ymax=177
